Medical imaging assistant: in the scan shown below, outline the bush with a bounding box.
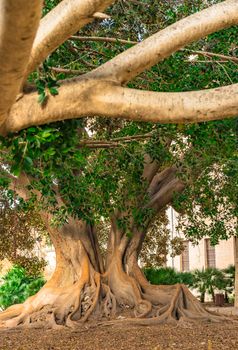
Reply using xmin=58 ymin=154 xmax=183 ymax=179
xmin=223 ymin=264 xmax=235 ymax=296
xmin=188 ymin=267 xmax=232 ymax=303
xmin=176 ymin=271 xmax=194 ymax=286
xmin=0 ymin=265 xmax=45 ymax=310
xmin=144 ymin=266 xmax=235 ymax=304
xmin=144 ymin=267 xmax=194 ymax=287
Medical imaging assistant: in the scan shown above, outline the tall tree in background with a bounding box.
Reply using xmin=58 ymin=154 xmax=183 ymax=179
xmin=0 ymin=0 xmax=237 ymax=327
xmin=0 ymin=191 xmax=47 ymax=276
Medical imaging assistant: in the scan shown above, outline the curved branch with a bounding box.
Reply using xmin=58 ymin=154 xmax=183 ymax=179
xmin=148 ymin=166 xmax=177 ymax=196
xmin=87 ymin=0 xmax=238 ymax=84
xmin=0 ymin=0 xmax=42 ymax=129
xmin=5 ymin=80 xmax=238 ymax=134
xmin=147 ymin=177 xmax=185 ymax=212
xmin=142 ymin=155 xmax=160 ymax=184
xmin=25 ymin=0 xmax=115 ymax=76
xmin=96 ymin=83 xmax=238 ymax=124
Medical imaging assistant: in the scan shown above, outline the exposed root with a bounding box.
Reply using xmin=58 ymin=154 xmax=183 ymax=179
xmin=81 ymin=272 xmax=101 ymax=322
xmin=0 ymin=280 xmax=233 ymax=329
xmin=102 ymin=283 xmax=117 ymax=318
xmin=0 ymin=256 xmax=233 ymax=329
xmin=134 ymin=299 xmax=152 ymax=318
xmin=0 ymin=277 xmax=98 ymax=329
xmin=98 ymin=284 xmax=232 ymax=327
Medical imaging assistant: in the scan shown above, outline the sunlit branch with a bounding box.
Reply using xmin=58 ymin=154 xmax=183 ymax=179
xmin=86 ymin=0 xmax=238 ymax=84
xmin=5 ymin=81 xmax=238 ymax=134
xmin=0 ymin=0 xmax=42 ymax=129
xmin=95 ymin=83 xmax=238 ymax=123
xmin=25 ymin=0 xmax=116 ymax=76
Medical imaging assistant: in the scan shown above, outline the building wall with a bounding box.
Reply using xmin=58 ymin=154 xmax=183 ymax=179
xmin=214 ymin=238 xmax=235 ymax=269
xmin=166 ymin=208 xmax=235 ymax=271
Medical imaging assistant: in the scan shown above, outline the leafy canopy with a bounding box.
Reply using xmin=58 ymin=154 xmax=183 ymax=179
xmin=0 ymin=0 xmax=237 ymax=246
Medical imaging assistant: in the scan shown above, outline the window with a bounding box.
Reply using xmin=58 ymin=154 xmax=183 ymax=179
xmin=181 ymin=240 xmax=189 ymax=271
xmin=205 ymin=239 xmax=216 ymax=268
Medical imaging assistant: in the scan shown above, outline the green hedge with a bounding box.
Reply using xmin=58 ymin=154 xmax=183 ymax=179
xmin=0 ymin=265 xmax=45 ymax=310
xmin=144 ymin=267 xmax=194 ymax=287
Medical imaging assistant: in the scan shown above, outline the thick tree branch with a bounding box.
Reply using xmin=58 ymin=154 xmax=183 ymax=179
xmin=25 ymin=0 xmax=116 ymax=76
xmin=0 ymin=0 xmax=42 ymax=129
xmin=96 ymin=83 xmax=238 ymax=124
xmin=148 ymin=166 xmax=177 ymax=196
xmin=147 ymin=176 xmax=185 ymax=212
xmin=86 ymin=0 xmax=238 ymax=84
xmin=5 ymin=80 xmax=238 ymax=134
xmin=142 ymin=155 xmax=160 ymax=184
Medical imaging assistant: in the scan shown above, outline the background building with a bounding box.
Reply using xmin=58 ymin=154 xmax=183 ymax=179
xmin=166 ymin=208 xmax=235 ymax=271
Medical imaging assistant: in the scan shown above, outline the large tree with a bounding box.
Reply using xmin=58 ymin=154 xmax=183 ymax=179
xmin=0 ymin=118 xmax=236 ymax=328
xmin=0 ymin=0 xmax=237 ymax=328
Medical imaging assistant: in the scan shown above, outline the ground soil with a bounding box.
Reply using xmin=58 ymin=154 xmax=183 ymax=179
xmin=1 ymin=321 xmax=238 ymax=350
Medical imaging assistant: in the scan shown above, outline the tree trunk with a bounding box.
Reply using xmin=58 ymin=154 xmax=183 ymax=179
xmin=200 ymin=292 xmax=205 ymax=303
xmin=0 ymin=216 xmax=226 ymax=328
xmin=0 ymin=217 xmax=103 ymax=328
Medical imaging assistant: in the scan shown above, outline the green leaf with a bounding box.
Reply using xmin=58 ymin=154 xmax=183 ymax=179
xmin=49 ymin=87 xmax=59 ymax=96
xmin=24 ymin=157 xmax=33 ymax=168
xmin=38 ymin=92 xmax=46 ymax=105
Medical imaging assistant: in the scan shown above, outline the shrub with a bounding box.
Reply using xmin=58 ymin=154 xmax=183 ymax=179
xmin=144 ymin=266 xmax=235 ymax=304
xmin=176 ymin=271 xmax=194 ymax=287
xmin=223 ymin=265 xmax=235 ymax=294
xmin=0 ymin=265 xmax=45 ymax=310
xmin=192 ymin=268 xmax=228 ymax=303
xmin=144 ymin=267 xmax=194 ymax=287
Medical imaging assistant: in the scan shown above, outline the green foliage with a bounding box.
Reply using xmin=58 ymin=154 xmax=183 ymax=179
xmin=0 ymin=266 xmax=45 ymax=310
xmin=0 ymin=0 xmax=237 ymax=246
xmin=0 ymin=190 xmax=47 ymax=273
xmin=140 ymin=211 xmax=184 ymax=267
xmin=144 ymin=267 xmax=194 ymax=287
xmin=13 ymin=256 xmax=46 ymax=278
xmin=192 ymin=268 xmax=229 ymax=303
xmin=35 ymin=61 xmax=60 ymax=105
xmin=144 ymin=266 xmax=235 ymax=304
xmin=222 ymin=264 xmax=235 ymax=296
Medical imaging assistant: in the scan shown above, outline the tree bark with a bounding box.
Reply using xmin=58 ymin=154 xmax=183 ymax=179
xmin=25 ymin=0 xmax=116 ymax=76
xmin=0 ymin=0 xmax=42 ymax=130
xmin=0 ymin=1 xmax=238 ymax=134
xmin=6 ymin=80 xmax=238 ymax=134
xmin=0 ymin=216 xmax=103 ymax=328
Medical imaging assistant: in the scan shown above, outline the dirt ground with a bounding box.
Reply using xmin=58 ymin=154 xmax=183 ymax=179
xmin=1 ymin=321 xmax=238 ymax=350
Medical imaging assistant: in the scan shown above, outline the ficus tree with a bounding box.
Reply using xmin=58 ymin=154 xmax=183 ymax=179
xmin=0 ymin=0 xmax=237 ymax=328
